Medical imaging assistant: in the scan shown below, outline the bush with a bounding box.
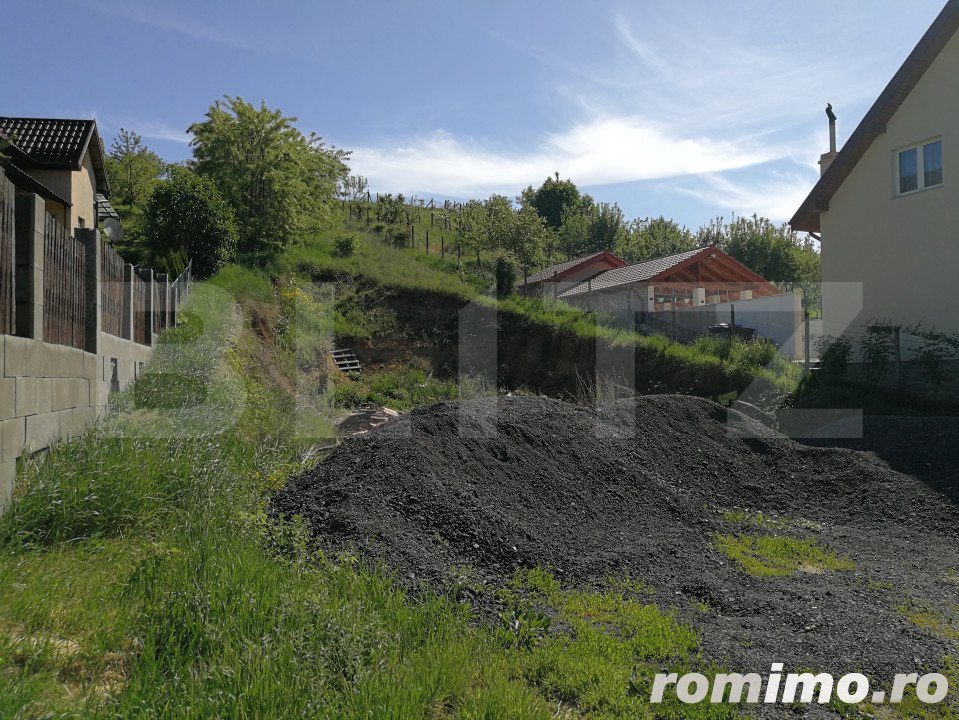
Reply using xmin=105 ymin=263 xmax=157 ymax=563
xmin=860 ymin=321 xmax=897 ymax=382
xmin=372 ymin=221 xmax=387 ymax=235
xmin=387 ymin=225 xmax=409 ymax=248
xmin=144 ymin=169 xmax=238 ymax=279
xmin=333 ymin=232 xmax=358 ymax=257
xmin=495 ymin=256 xmax=517 ymax=299
xmin=816 ymin=334 xmax=852 ymax=385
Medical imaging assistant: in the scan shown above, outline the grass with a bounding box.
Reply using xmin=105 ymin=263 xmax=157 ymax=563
xmin=714 ymin=534 xmax=855 ymax=578
xmin=719 ymin=507 xmax=822 ymax=532
xmin=501 ymin=569 xmax=741 ymax=719
xmin=0 ymin=269 xmax=740 ymax=719
xmin=333 ymin=368 xmax=458 ymax=412
xmin=282 ymin=214 xmax=805 ymax=399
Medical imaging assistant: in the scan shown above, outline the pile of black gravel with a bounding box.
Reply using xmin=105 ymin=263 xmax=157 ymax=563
xmin=272 ymin=395 xmax=959 ymax=683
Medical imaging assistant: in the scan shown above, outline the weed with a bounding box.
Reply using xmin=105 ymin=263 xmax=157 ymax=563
xmin=714 ymin=534 xmax=855 ymax=577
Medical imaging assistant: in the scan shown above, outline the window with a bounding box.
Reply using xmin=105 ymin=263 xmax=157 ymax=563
xmin=897 ymin=139 xmax=943 ymax=195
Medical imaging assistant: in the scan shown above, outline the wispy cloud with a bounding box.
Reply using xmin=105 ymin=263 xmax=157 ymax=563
xmin=675 ymin=170 xmax=818 ymax=223
xmin=350 ymin=116 xmax=792 ymax=198
xmin=81 ymin=0 xmax=280 ymax=55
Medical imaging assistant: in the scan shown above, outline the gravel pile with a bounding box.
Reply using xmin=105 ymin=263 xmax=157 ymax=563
xmin=272 ymin=395 xmax=959 ymax=682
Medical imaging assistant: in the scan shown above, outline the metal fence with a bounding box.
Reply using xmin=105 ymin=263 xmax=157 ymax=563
xmin=0 ymin=173 xmax=14 ymax=335
xmin=42 ymin=213 xmax=86 ymax=350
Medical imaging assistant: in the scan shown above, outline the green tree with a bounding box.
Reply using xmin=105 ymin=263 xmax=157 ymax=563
xmin=143 ymin=169 xmax=237 ymax=279
xmin=189 ymin=96 xmax=349 ymax=257
xmin=104 ymin=128 xmax=165 ymax=209
xmin=523 ymin=173 xmax=581 ymax=230
xmin=451 ymin=200 xmax=487 ymax=271
xmin=696 ymin=214 xmax=822 ymax=310
xmin=617 ymin=216 xmax=697 ymax=262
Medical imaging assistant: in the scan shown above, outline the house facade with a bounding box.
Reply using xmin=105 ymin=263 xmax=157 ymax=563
xmin=0 ymin=117 xmax=111 ymax=232
xmin=791 ymin=1 xmax=959 ymax=338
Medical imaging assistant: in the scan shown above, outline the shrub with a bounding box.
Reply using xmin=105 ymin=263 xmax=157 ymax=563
xmin=860 ymin=321 xmax=897 ymax=382
xmin=387 ymin=225 xmax=409 ymax=248
xmin=371 ymin=221 xmax=387 ymax=235
xmin=495 ymin=256 xmax=517 ymax=299
xmin=333 ymin=232 xmax=358 ymax=257
xmin=816 ymin=334 xmax=852 ymax=385
xmin=143 ymin=169 xmax=238 ymax=279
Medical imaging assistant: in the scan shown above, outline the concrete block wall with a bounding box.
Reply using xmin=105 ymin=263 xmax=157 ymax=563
xmin=0 ymin=175 xmax=191 ymax=512
xmin=0 ymin=332 xmax=154 ymax=509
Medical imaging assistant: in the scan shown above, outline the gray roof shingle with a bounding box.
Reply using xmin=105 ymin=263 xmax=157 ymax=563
xmin=525 ymin=251 xmax=611 ymax=285
xmin=560 ymin=247 xmax=705 ymax=297
xmin=0 ymin=117 xmax=95 ymax=167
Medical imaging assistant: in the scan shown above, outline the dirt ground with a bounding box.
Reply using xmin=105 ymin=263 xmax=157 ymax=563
xmin=272 ymin=395 xmax=959 ymax=713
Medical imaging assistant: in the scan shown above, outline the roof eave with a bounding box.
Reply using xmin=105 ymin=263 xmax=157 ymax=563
xmin=789 ymin=0 xmax=959 ymax=234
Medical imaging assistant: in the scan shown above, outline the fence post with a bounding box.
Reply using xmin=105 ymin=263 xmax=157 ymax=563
xmin=76 ymin=228 xmax=101 ymax=355
xmin=730 ymin=304 xmax=736 ymax=340
xmin=14 ymin=192 xmax=44 ymax=340
xmin=139 ymin=267 xmax=154 ymax=346
xmin=804 ymin=311 xmax=811 ymax=372
xmin=122 ymin=263 xmax=135 ymax=340
xmin=156 ymin=273 xmax=169 ymax=330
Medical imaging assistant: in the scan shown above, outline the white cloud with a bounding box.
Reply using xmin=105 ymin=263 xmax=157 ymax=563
xmin=675 ymin=171 xmax=818 ymax=223
xmin=350 ymin=116 xmax=789 ymax=198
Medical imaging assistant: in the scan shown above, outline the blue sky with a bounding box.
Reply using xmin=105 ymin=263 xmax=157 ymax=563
xmin=4 ymin=0 xmax=948 ymax=230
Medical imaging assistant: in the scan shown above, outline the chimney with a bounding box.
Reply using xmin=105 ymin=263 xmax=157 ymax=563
xmin=819 ymin=103 xmax=838 ymax=175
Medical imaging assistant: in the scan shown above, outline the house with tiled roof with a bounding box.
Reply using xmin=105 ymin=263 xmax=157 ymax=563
xmin=791 ymin=0 xmax=959 ymax=337
xmin=560 ymin=245 xmax=779 ymax=309
xmin=0 ymin=117 xmax=111 ymax=231
xmin=523 ymin=250 xmax=626 ymax=293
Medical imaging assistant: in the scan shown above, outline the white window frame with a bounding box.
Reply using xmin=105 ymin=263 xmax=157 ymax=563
xmin=894 ymin=137 xmax=943 ymax=197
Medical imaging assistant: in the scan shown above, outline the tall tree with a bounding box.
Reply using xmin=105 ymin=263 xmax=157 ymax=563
xmin=189 ymin=96 xmax=349 ymax=256
xmin=105 ymin=128 xmax=165 ymax=209
xmin=617 ymin=216 xmax=697 ymax=262
xmin=524 ymin=173 xmax=582 ymax=230
xmin=143 ymin=168 xmax=237 ymax=278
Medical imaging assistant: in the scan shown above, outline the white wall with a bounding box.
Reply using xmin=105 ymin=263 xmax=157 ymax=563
xmin=657 ymin=292 xmax=805 ymax=358
xmin=821 ymin=30 xmax=959 ymax=338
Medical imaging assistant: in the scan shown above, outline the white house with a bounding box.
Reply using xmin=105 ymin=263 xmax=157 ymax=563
xmin=791 ymin=0 xmax=959 ymax=338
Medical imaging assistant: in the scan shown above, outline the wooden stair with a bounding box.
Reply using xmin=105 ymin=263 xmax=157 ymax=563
xmin=331 ymin=347 xmax=362 ymax=373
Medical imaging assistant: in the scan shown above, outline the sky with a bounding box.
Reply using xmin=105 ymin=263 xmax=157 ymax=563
xmin=3 ymin=0 xmax=949 ymax=230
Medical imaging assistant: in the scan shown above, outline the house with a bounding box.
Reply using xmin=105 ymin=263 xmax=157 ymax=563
xmin=0 ymin=117 xmax=112 ymax=232
xmin=559 ymin=245 xmax=780 ymax=310
xmin=790 ymin=0 xmax=959 ymax=338
xmin=523 ymin=250 xmax=627 ymax=294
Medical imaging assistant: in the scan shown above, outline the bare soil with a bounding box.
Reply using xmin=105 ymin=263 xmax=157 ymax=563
xmin=271 ymin=395 xmax=959 ymax=698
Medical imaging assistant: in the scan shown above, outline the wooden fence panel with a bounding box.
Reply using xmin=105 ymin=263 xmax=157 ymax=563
xmin=0 ymin=173 xmax=14 ymax=335
xmin=133 ymin=273 xmax=147 ymax=345
xmin=99 ymin=240 xmax=124 ymax=337
xmin=42 ymin=214 xmax=86 ymax=350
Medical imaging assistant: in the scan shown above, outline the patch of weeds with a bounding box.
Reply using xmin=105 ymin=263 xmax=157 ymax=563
xmin=829 ymin=656 xmax=959 ymax=719
xmin=720 ymin=506 xmax=822 ymax=532
xmin=715 ymin=534 xmax=855 ymax=577
xmin=899 ymin=601 xmax=959 ymax=642
xmin=602 ymin=573 xmax=654 ymax=598
xmin=503 ymin=569 xmax=738 ymax=718
xmin=333 ymin=368 xmax=457 ymax=411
